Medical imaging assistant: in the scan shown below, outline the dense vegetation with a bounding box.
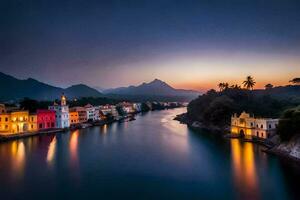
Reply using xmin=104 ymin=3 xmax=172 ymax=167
xmin=187 ymin=77 xmax=300 ymax=129
xmin=277 ymin=106 xmax=300 ymax=141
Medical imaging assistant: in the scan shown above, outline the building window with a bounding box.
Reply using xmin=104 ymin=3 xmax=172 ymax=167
xmin=261 ymin=133 xmax=264 ymax=138
xmin=256 ymin=131 xmax=259 ymax=137
xmin=261 ymin=125 xmax=263 ymax=129
xmin=269 ymin=124 xmax=272 ymax=129
xmin=39 ymin=124 xmax=43 ymax=129
xmin=51 ymin=122 xmax=54 ymax=127
xmin=31 ymin=125 xmax=33 ymax=129
xmin=5 ymin=117 xmax=8 ymax=122
xmin=251 ymin=123 xmax=253 ymax=127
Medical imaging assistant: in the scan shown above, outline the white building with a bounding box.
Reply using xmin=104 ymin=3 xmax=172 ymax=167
xmin=231 ymin=112 xmax=279 ymax=139
xmin=84 ymin=104 xmax=95 ymax=121
xmin=49 ymin=94 xmax=70 ymax=128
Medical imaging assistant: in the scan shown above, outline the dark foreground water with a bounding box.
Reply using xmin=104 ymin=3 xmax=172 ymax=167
xmin=0 ymin=108 xmax=300 ymax=200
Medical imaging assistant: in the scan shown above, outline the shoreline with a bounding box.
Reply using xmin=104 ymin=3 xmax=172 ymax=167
xmin=0 ymin=116 xmax=132 ymax=143
xmin=0 ymin=107 xmax=183 ymax=143
xmin=174 ymin=112 xmax=300 ymax=164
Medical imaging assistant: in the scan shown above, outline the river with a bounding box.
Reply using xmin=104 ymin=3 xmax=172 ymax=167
xmin=0 ymin=108 xmax=299 ymax=200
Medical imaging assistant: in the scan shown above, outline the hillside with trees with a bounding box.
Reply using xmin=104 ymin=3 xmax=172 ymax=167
xmin=186 ymin=76 xmax=300 ymax=130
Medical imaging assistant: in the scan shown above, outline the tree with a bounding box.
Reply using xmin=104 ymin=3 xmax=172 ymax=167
xmin=243 ymin=76 xmax=256 ymax=90
xmin=289 ymin=78 xmax=300 ymax=85
xmin=218 ymin=82 xmax=229 ymax=92
xmin=277 ymin=106 xmax=300 ymax=141
xmin=218 ymin=83 xmax=225 ymax=91
xmin=265 ymin=83 xmax=274 ymax=90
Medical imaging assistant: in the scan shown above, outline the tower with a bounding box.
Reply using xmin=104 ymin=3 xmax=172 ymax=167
xmin=61 ymin=93 xmax=67 ymax=106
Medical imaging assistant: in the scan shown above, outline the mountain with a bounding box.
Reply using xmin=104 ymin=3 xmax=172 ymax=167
xmin=0 ymin=72 xmax=103 ymax=101
xmin=103 ymin=79 xmax=200 ymax=100
xmin=64 ymin=84 xmax=102 ymax=98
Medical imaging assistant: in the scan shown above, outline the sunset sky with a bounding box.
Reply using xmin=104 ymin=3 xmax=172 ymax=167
xmin=1 ymin=0 xmax=300 ymax=91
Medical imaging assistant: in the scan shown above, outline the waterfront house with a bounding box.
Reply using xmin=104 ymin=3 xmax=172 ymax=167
xmin=231 ymin=112 xmax=279 ymax=139
xmin=99 ymin=105 xmax=119 ymax=120
xmin=69 ymin=111 xmax=79 ymax=125
xmin=0 ymin=113 xmax=10 ymax=134
xmin=10 ymin=111 xmax=30 ymax=134
xmin=49 ymin=94 xmax=70 ymax=129
xmin=69 ymin=107 xmax=87 ymax=123
xmin=28 ymin=114 xmax=38 ymax=131
xmin=37 ymin=109 xmax=56 ymax=130
xmin=84 ymin=104 xmax=95 ymax=121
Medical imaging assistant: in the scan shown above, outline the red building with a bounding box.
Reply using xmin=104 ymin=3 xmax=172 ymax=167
xmin=37 ymin=109 xmax=56 ymax=130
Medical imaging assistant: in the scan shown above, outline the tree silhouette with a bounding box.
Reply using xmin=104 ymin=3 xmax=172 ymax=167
xmin=289 ymin=78 xmax=300 ymax=85
xmin=243 ymin=76 xmax=256 ymax=90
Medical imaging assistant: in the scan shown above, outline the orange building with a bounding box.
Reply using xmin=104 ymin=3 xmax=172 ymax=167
xmin=0 ymin=113 xmax=11 ymax=133
xmin=69 ymin=111 xmax=79 ymax=125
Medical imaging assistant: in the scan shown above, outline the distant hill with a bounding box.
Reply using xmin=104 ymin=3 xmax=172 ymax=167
xmin=0 ymin=72 xmax=103 ymax=101
xmin=254 ymin=85 xmax=300 ymax=100
xmin=103 ymin=79 xmax=200 ymax=101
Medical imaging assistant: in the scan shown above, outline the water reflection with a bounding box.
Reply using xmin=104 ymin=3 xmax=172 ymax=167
xmin=47 ymin=136 xmax=57 ymax=165
xmin=231 ymin=139 xmax=259 ymax=199
xmin=11 ymin=141 xmax=26 ymax=179
xmin=70 ymin=130 xmax=79 ymax=163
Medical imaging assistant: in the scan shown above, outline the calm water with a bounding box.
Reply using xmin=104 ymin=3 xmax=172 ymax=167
xmin=0 ymin=108 xmax=299 ymax=200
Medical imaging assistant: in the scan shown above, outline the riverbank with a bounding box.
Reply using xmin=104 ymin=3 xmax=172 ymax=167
xmin=0 ymin=115 xmax=134 ymax=142
xmin=174 ymin=112 xmax=300 ymax=164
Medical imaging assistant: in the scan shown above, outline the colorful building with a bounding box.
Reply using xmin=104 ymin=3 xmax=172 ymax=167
xmin=10 ymin=111 xmax=29 ymax=134
xmin=0 ymin=113 xmax=10 ymax=133
xmin=231 ymin=112 xmax=279 ymax=139
xmin=69 ymin=111 xmax=79 ymax=125
xmin=69 ymin=107 xmax=87 ymax=123
xmin=37 ymin=109 xmax=56 ymax=130
xmin=28 ymin=114 xmax=38 ymax=131
xmin=49 ymin=94 xmax=70 ymax=129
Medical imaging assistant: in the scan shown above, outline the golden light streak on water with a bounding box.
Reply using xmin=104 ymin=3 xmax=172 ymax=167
xmin=47 ymin=136 xmax=57 ymax=164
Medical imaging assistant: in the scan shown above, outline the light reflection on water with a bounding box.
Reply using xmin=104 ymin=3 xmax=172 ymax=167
xmin=47 ymin=136 xmax=56 ymax=165
xmin=0 ymin=108 xmax=298 ymax=200
xmin=231 ymin=139 xmax=259 ymax=199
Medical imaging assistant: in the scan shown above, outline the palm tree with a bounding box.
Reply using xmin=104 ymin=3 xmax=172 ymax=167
xmin=218 ymin=82 xmax=229 ymax=91
xmin=223 ymin=82 xmax=229 ymax=90
xmin=243 ymin=76 xmax=256 ymax=90
xmin=218 ymin=83 xmax=225 ymax=91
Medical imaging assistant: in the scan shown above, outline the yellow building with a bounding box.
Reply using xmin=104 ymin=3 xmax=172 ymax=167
xmin=28 ymin=114 xmax=38 ymax=131
xmin=69 ymin=111 xmax=79 ymax=125
xmin=231 ymin=112 xmax=279 ymax=139
xmin=0 ymin=114 xmax=11 ymax=133
xmin=10 ymin=111 xmax=29 ymax=134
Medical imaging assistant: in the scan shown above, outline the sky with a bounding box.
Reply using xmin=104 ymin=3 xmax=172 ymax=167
xmin=1 ymin=0 xmax=300 ymax=91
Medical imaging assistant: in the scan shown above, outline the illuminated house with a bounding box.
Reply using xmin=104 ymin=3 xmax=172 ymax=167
xmin=231 ymin=112 xmax=279 ymax=139
xmin=28 ymin=114 xmax=38 ymax=131
xmin=49 ymin=94 xmax=70 ymax=129
xmin=69 ymin=107 xmax=87 ymax=123
xmin=37 ymin=109 xmax=56 ymax=130
xmin=0 ymin=113 xmax=10 ymax=133
xmin=99 ymin=105 xmax=119 ymax=120
xmin=10 ymin=111 xmax=30 ymax=134
xmin=69 ymin=111 xmax=79 ymax=125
